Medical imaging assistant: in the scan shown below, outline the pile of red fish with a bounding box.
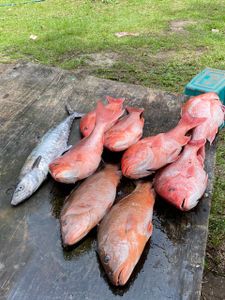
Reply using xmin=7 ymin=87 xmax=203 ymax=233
xmin=48 ymin=92 xmax=224 ymax=286
xmin=13 ymin=92 xmax=225 ymax=286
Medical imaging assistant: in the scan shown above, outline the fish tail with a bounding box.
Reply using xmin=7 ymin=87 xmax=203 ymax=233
xmin=178 ymin=111 xmax=206 ymax=130
xmin=104 ymin=164 xmax=122 ymax=179
xmin=126 ymin=106 xmax=144 ymax=115
xmin=65 ymin=103 xmax=85 ymax=118
xmin=95 ymin=101 xmax=124 ymax=132
xmin=184 ymin=138 xmax=206 ymax=162
xmin=106 ymin=96 xmax=125 ymax=106
xmin=134 ymin=180 xmax=153 ymax=190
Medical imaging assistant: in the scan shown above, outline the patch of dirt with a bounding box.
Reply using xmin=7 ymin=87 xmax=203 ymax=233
xmin=154 ymin=47 xmax=206 ymax=60
xmin=0 ymin=63 xmax=13 ymax=74
xmin=84 ymin=52 xmax=119 ymax=67
xmin=170 ymin=20 xmax=197 ymax=33
xmin=69 ymin=52 xmax=120 ymax=78
xmin=152 ymin=50 xmax=177 ymax=60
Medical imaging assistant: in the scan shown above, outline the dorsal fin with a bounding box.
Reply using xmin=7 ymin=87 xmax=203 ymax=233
xmin=65 ymin=103 xmax=74 ymax=115
xmin=65 ymin=104 xmax=84 ymax=118
xmin=105 ymin=96 xmax=125 ymax=106
xmin=126 ymin=106 xmax=144 ymax=115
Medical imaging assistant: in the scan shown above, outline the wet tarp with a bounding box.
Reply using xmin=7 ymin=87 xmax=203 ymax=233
xmin=0 ymin=62 xmax=216 ymax=300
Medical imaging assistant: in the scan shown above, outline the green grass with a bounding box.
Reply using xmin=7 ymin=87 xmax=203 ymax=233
xmin=1 ymin=0 xmax=225 ymax=81
xmin=0 ymin=0 xmax=225 ymax=259
xmin=209 ymin=132 xmax=225 ymax=248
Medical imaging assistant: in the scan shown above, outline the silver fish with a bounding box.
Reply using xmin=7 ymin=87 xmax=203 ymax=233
xmin=11 ymin=107 xmax=84 ymax=206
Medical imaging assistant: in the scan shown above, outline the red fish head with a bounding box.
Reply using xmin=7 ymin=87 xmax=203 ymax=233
xmin=122 ymin=143 xmax=154 ymax=179
xmin=98 ymin=240 xmax=134 ymax=286
xmin=49 ymin=161 xmax=79 ymax=184
xmin=159 ymin=179 xmax=202 ymax=211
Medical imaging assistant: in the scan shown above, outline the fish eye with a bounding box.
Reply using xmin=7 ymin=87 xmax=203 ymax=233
xmin=17 ymin=185 xmax=24 ymax=192
xmin=104 ymin=255 xmax=110 ymax=263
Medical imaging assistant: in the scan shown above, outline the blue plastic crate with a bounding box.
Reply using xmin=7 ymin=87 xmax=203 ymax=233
xmin=184 ymin=68 xmax=225 ymax=104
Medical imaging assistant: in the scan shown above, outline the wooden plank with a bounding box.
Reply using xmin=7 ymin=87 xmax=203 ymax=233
xmin=0 ymin=63 xmax=216 ymax=300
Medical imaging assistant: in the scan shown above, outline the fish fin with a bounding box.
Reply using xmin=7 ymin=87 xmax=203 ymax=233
xmin=126 ymin=106 xmax=144 ymax=115
xmin=105 ymin=96 xmax=125 ymax=106
xmin=188 ymin=139 xmax=206 ymax=164
xmin=197 ymin=146 xmax=206 ymax=163
xmin=207 ymin=127 xmax=218 ymax=144
xmin=65 ymin=103 xmax=84 ymax=118
xmin=168 ymin=151 xmax=181 ymax=163
xmin=32 ymin=156 xmax=42 ymax=169
xmin=175 ymin=135 xmax=191 ymax=145
xmin=95 ymin=101 xmax=124 ymax=132
xmin=125 ymin=214 xmax=137 ymax=233
xmin=65 ymin=103 xmax=74 ymax=115
xmin=147 ymin=222 xmax=153 ymax=236
xmin=179 ymin=112 xmax=207 ymax=130
xmin=145 ymin=169 xmax=155 ymax=176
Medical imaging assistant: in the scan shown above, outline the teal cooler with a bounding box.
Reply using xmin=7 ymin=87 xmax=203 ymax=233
xmin=184 ymin=68 xmax=225 ymax=104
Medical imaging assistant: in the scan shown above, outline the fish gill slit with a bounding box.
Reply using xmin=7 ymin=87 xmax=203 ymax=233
xmin=181 ymin=198 xmax=185 ymax=209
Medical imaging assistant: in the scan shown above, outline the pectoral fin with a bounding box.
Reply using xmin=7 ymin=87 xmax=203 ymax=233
xmin=147 ymin=222 xmax=153 ymax=236
xmin=125 ymin=214 xmax=137 ymax=233
xmin=32 ymin=156 xmax=42 ymax=169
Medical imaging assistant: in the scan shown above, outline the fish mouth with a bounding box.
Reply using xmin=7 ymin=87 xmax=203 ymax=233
xmin=11 ymin=197 xmax=21 ymax=206
xmin=53 ymin=171 xmax=78 ymax=184
xmin=61 ymin=214 xmax=90 ymax=246
xmin=122 ymin=165 xmax=153 ymax=179
xmin=112 ymin=263 xmax=131 ymax=286
xmin=11 ymin=194 xmax=28 ymax=206
xmin=62 ymin=230 xmax=86 ymax=247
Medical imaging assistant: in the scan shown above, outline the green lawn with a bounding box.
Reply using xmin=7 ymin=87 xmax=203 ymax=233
xmin=0 ymin=0 xmax=225 ymax=272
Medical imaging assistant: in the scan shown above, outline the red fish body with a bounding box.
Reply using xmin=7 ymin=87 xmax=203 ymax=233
xmin=182 ymin=92 xmax=224 ymax=143
xmin=122 ymin=112 xmax=206 ymax=179
xmin=154 ymin=139 xmax=208 ymax=211
xmin=49 ymin=101 xmax=124 ymax=183
xmin=80 ymin=96 xmax=124 ymax=137
xmin=104 ymin=106 xmax=144 ymax=152
xmin=60 ymin=164 xmax=121 ymax=246
xmin=98 ymin=181 xmax=155 ymax=286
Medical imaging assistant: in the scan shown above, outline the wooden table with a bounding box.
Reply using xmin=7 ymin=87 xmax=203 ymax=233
xmin=0 ymin=62 xmax=216 ymax=300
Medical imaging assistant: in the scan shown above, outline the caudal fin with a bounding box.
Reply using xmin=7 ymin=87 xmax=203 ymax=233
xmin=178 ymin=112 xmax=206 ymax=131
xmin=106 ymin=96 xmax=125 ymax=106
xmin=65 ymin=104 xmax=85 ymax=118
xmin=95 ymin=101 xmax=124 ymax=132
xmin=184 ymin=139 xmax=206 ymax=163
xmin=126 ymin=106 xmax=144 ymax=115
